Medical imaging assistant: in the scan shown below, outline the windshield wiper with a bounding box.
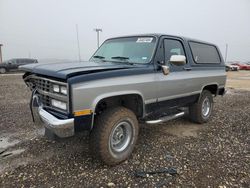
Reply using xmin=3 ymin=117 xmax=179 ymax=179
xmin=111 ymin=56 xmax=135 ymax=65
xmin=111 ymin=56 xmax=129 ymax=60
xmin=94 ymin=55 xmax=134 ymax=65
xmin=93 ymin=55 xmax=105 ymax=59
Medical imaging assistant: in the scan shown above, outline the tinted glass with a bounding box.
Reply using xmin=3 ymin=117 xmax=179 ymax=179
xmin=17 ymin=59 xmax=23 ymax=64
xmin=6 ymin=60 xmax=14 ymax=64
xmin=189 ymin=42 xmax=221 ymax=63
xmin=164 ymin=39 xmax=185 ymax=62
xmin=19 ymin=59 xmax=34 ymax=64
xmin=90 ymin=37 xmax=156 ymax=64
xmin=11 ymin=60 xmax=17 ymax=64
xmin=26 ymin=59 xmax=33 ymax=63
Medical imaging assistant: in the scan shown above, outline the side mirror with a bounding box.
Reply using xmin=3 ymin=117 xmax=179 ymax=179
xmin=169 ymin=55 xmax=186 ymax=66
xmin=161 ymin=65 xmax=170 ymax=75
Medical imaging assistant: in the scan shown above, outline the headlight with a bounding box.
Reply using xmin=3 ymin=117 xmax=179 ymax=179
xmin=51 ymin=99 xmax=67 ymax=110
xmin=53 ymin=85 xmax=60 ymax=93
xmin=52 ymin=84 xmax=67 ymax=95
xmin=60 ymin=86 xmax=67 ymax=95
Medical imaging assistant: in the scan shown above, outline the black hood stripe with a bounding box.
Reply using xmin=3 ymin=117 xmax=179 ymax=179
xmin=68 ymin=66 xmax=155 ymax=84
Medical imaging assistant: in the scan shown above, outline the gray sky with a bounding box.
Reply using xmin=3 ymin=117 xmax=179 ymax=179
xmin=0 ymin=0 xmax=250 ymax=62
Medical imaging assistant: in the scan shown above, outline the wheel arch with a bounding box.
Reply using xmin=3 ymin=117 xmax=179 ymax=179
xmin=201 ymin=83 xmax=219 ymax=96
xmin=90 ymin=91 xmax=145 ymax=128
xmin=0 ymin=67 xmax=7 ymax=73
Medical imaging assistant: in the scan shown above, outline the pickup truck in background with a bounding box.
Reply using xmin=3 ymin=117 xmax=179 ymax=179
xmin=0 ymin=58 xmax=38 ymax=74
xmin=20 ymin=34 xmax=226 ymax=165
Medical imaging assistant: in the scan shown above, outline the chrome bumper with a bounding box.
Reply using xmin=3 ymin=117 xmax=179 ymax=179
xmin=32 ymin=95 xmax=74 ymax=138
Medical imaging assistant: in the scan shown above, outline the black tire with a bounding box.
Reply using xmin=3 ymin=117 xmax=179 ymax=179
xmin=189 ymin=90 xmax=213 ymax=124
xmin=90 ymin=107 xmax=139 ymax=165
xmin=0 ymin=68 xmax=6 ymax=74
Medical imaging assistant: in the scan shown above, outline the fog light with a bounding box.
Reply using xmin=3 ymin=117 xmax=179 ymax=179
xmin=51 ymin=99 xmax=67 ymax=110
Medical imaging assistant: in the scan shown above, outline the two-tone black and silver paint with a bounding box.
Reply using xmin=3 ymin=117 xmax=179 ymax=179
xmin=21 ymin=34 xmax=227 ymax=137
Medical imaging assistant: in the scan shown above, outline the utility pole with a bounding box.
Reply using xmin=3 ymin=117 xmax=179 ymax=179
xmin=225 ymin=43 xmax=228 ymax=63
xmin=93 ymin=28 xmax=102 ymax=48
xmin=76 ymin=24 xmax=81 ymax=62
xmin=0 ymin=44 xmax=3 ymax=63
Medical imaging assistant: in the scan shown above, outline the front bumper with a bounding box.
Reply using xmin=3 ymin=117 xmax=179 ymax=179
xmin=31 ymin=95 xmax=74 ymax=138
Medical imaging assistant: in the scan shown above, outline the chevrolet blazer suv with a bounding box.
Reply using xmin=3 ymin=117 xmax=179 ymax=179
xmin=20 ymin=34 xmax=226 ymax=165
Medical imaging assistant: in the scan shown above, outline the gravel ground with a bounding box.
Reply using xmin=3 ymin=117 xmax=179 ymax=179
xmin=0 ymin=74 xmax=249 ymax=187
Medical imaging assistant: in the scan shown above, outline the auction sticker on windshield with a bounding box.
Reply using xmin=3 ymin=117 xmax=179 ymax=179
xmin=136 ymin=37 xmax=153 ymax=43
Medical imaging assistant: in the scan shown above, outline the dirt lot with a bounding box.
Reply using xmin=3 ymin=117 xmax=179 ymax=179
xmin=0 ymin=72 xmax=249 ymax=187
xmin=226 ymin=71 xmax=250 ymax=91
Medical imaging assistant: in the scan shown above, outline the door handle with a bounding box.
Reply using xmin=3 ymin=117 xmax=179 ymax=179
xmin=183 ymin=67 xmax=192 ymax=71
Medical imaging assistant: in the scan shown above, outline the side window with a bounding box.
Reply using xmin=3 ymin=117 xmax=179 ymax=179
xmin=8 ymin=60 xmax=14 ymax=64
xmin=16 ymin=60 xmax=22 ymax=64
xmin=164 ymin=39 xmax=185 ymax=63
xmin=189 ymin=42 xmax=221 ymax=63
xmin=26 ymin=60 xmax=32 ymax=64
xmin=12 ymin=60 xmax=17 ymax=64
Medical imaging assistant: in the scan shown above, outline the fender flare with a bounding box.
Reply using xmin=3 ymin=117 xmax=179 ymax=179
xmin=90 ymin=91 xmax=146 ymax=129
xmin=200 ymin=82 xmax=219 ymax=99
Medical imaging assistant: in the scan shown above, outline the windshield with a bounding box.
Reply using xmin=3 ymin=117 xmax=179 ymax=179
xmin=90 ymin=37 xmax=157 ymax=64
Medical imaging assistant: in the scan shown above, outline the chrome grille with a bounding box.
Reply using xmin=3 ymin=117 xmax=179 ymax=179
xmin=39 ymin=94 xmax=51 ymax=107
xmin=33 ymin=78 xmax=52 ymax=92
xmin=25 ymin=75 xmax=68 ymax=114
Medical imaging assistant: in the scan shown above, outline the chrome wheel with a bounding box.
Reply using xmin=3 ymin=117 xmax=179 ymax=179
xmin=202 ymin=97 xmax=211 ymax=117
xmin=109 ymin=121 xmax=133 ymax=154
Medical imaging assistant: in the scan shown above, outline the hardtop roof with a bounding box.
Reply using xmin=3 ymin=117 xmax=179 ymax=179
xmin=108 ymin=33 xmax=216 ymax=46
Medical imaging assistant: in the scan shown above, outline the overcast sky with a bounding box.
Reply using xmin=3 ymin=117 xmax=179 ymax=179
xmin=0 ymin=0 xmax=250 ymax=62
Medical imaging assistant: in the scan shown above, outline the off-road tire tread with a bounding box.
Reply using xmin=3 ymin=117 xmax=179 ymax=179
xmin=90 ymin=107 xmax=138 ymax=165
xmin=189 ymin=90 xmax=213 ymax=124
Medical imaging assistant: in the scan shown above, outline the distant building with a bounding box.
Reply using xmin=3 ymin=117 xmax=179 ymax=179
xmin=0 ymin=44 xmax=3 ymax=63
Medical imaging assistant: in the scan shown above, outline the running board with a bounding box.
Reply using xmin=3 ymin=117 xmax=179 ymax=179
xmin=145 ymin=111 xmax=185 ymax=124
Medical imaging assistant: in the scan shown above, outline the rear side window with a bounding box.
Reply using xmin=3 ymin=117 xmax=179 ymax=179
xmin=18 ymin=59 xmax=24 ymax=64
xmin=27 ymin=60 xmax=33 ymax=63
xmin=189 ymin=42 xmax=221 ymax=64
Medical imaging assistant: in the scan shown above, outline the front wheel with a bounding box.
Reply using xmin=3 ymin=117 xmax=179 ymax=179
xmin=90 ymin=107 xmax=139 ymax=165
xmin=189 ymin=90 xmax=213 ymax=124
xmin=0 ymin=68 xmax=6 ymax=74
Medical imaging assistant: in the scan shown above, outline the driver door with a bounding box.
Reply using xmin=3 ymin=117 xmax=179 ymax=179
xmin=156 ymin=37 xmax=195 ymax=109
xmin=7 ymin=60 xmax=17 ymax=71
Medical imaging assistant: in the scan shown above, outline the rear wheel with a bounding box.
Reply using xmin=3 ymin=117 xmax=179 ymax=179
xmin=90 ymin=107 xmax=139 ymax=165
xmin=189 ymin=90 xmax=213 ymax=123
xmin=0 ymin=68 xmax=6 ymax=74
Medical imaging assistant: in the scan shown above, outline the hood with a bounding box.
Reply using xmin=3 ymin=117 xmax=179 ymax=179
xmin=20 ymin=61 xmax=136 ymax=79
